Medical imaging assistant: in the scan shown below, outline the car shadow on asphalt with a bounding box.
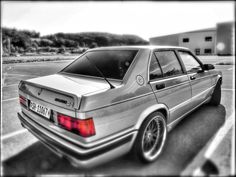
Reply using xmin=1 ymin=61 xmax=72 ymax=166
xmin=2 ymin=104 xmax=226 ymax=176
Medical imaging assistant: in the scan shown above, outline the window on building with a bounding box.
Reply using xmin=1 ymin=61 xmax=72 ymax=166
xmin=183 ymin=38 xmax=189 ymax=43
xmin=155 ymin=51 xmax=183 ymax=77
xmin=205 ymin=36 xmax=212 ymax=42
xmin=204 ymin=49 xmax=212 ymax=54
xmin=195 ymin=48 xmax=200 ymax=55
xmin=149 ymin=55 xmax=163 ymax=80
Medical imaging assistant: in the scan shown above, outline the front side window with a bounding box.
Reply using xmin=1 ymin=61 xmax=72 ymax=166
xmin=61 ymin=50 xmax=138 ymax=80
xmin=149 ymin=55 xmax=162 ymax=80
xmin=178 ymin=51 xmax=201 ymax=73
xmin=155 ymin=51 xmax=183 ymax=77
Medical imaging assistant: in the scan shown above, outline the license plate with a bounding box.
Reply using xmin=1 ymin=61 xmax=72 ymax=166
xmin=29 ymin=101 xmax=51 ymax=119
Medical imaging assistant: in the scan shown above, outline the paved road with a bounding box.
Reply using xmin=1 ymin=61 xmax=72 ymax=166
xmin=1 ymin=57 xmax=234 ymax=176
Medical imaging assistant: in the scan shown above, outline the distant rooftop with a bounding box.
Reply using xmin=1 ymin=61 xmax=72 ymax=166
xmin=150 ymin=27 xmax=216 ymax=40
xmin=89 ymin=45 xmax=189 ymax=51
xmin=183 ymin=27 xmax=216 ymax=34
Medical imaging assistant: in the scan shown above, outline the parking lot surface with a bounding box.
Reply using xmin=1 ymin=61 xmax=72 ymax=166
xmin=1 ymin=56 xmax=234 ymax=176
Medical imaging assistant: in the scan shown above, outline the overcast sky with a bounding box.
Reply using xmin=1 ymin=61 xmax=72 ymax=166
xmin=2 ymin=1 xmax=234 ymax=40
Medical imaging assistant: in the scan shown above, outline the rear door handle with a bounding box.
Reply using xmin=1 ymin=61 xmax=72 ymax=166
xmin=190 ymin=76 xmax=196 ymax=80
xmin=155 ymin=83 xmax=165 ymax=90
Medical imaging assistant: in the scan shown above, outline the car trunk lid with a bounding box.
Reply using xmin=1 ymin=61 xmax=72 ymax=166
xmin=19 ymin=74 xmax=112 ymax=110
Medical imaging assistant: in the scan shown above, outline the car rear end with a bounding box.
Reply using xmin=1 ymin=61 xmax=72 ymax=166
xmin=18 ymin=79 xmax=135 ymax=167
xmin=17 ymin=48 xmax=140 ymax=167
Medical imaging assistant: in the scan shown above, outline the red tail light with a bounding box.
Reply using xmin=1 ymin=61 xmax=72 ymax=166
xmin=57 ymin=113 xmax=96 ymax=137
xmin=19 ymin=95 xmax=27 ymax=106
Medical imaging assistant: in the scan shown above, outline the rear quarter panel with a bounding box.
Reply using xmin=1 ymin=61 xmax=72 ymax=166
xmin=77 ymin=49 xmax=162 ymax=142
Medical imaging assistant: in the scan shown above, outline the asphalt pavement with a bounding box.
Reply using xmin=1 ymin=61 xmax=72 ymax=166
xmin=1 ymin=57 xmax=235 ymax=176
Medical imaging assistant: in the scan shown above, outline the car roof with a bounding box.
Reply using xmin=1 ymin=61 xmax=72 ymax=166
xmin=88 ymin=45 xmax=190 ymax=51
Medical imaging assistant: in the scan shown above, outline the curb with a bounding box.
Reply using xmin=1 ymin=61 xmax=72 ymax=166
xmin=181 ymin=112 xmax=235 ymax=176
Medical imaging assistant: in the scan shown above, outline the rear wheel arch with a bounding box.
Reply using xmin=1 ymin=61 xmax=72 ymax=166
xmin=134 ymin=104 xmax=169 ymax=130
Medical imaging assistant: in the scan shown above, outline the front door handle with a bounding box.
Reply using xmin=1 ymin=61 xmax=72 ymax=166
xmin=190 ymin=76 xmax=196 ymax=80
xmin=155 ymin=83 xmax=165 ymax=90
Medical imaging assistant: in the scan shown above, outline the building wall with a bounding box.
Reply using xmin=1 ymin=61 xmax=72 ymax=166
xmin=149 ymin=22 xmax=234 ymax=55
xmin=179 ymin=31 xmax=216 ymax=55
xmin=216 ymin=22 xmax=234 ymax=55
xmin=149 ymin=34 xmax=179 ymax=46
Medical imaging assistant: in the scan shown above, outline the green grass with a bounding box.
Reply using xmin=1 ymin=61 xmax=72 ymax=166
xmin=2 ymin=55 xmax=78 ymax=64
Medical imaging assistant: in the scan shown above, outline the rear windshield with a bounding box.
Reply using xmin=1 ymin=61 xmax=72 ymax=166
xmin=61 ymin=50 xmax=138 ymax=80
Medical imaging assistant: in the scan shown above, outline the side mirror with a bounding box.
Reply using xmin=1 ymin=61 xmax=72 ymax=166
xmin=203 ymin=64 xmax=215 ymax=70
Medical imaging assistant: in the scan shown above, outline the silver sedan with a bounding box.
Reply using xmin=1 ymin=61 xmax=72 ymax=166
xmin=18 ymin=46 xmax=222 ymax=167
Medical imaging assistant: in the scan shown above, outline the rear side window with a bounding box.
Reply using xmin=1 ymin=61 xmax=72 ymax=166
xmin=155 ymin=51 xmax=183 ymax=77
xmin=149 ymin=55 xmax=162 ymax=80
xmin=61 ymin=50 xmax=138 ymax=80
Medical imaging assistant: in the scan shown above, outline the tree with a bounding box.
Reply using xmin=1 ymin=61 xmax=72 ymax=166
xmin=58 ymin=45 xmax=66 ymax=53
xmin=90 ymin=42 xmax=98 ymax=48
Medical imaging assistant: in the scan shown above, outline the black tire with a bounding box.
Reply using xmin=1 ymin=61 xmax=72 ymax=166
xmin=209 ymin=81 xmax=221 ymax=106
xmin=134 ymin=112 xmax=167 ymax=163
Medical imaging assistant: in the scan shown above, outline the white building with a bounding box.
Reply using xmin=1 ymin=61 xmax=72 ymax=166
xmin=149 ymin=22 xmax=234 ymax=56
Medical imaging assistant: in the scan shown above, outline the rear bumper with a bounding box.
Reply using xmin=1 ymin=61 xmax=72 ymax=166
xmin=18 ymin=112 xmax=137 ymax=168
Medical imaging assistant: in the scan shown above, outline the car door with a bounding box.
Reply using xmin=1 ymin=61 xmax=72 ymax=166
xmin=176 ymin=50 xmax=213 ymax=108
xmin=149 ymin=50 xmax=192 ymax=124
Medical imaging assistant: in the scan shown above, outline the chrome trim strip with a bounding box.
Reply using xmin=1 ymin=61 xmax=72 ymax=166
xmin=169 ymin=84 xmax=215 ymax=112
xmin=149 ymin=74 xmax=188 ymax=83
xmin=82 ymin=75 xmax=214 ymax=112
xmin=81 ymin=91 xmax=155 ymax=112
xmin=20 ymin=110 xmax=136 ymax=149
xmin=167 ymin=97 xmax=211 ymax=131
xmin=152 ymin=80 xmax=190 ymax=93
xmin=188 ymin=73 xmax=218 ymax=81
xmin=19 ymin=112 xmax=135 ymax=157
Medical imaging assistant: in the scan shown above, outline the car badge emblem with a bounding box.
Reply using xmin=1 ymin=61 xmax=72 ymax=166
xmin=136 ymin=75 xmax=144 ymax=86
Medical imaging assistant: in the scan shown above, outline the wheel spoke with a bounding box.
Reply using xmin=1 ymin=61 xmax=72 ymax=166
xmin=149 ymin=122 xmax=153 ymax=130
xmin=152 ymin=127 xmax=158 ymax=133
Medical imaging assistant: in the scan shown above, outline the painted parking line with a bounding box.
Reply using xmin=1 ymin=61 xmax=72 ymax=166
xmin=204 ymin=113 xmax=234 ymax=159
xmin=2 ymin=97 xmax=18 ymax=102
xmin=3 ymin=73 xmax=39 ymax=77
xmin=187 ymin=112 xmax=235 ymax=176
xmin=1 ymin=129 xmax=28 ymax=141
xmin=3 ymin=59 xmax=74 ymax=67
xmin=231 ymin=122 xmax=235 ymax=175
xmin=222 ymin=88 xmax=234 ymax=91
xmin=192 ymin=112 xmax=235 ymax=176
xmin=2 ymin=84 xmax=19 ymax=88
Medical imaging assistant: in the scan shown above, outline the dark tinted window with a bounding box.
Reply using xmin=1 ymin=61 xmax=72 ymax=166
xmin=61 ymin=50 xmax=138 ymax=80
xmin=155 ymin=51 xmax=183 ymax=77
xmin=178 ymin=51 xmax=201 ymax=73
xmin=205 ymin=36 xmax=212 ymax=41
xmin=149 ymin=55 xmax=162 ymax=80
xmin=183 ymin=38 xmax=189 ymax=42
xmin=204 ymin=48 xmax=212 ymax=54
xmin=195 ymin=48 xmax=200 ymax=55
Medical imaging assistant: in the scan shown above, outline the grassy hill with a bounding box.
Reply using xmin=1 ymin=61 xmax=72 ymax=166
xmin=2 ymin=27 xmax=149 ymax=56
